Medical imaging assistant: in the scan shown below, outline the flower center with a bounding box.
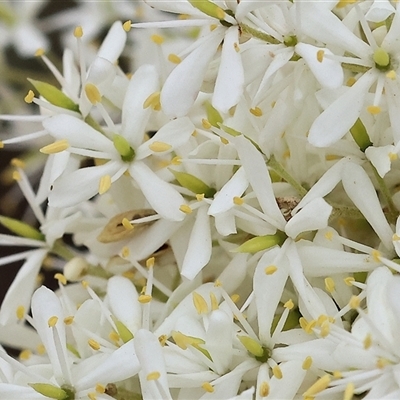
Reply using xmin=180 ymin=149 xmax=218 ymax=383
xmin=283 ymin=35 xmax=298 ymax=47
xmin=113 ymin=134 xmax=135 ymax=162
xmin=373 ymin=47 xmax=391 ymax=71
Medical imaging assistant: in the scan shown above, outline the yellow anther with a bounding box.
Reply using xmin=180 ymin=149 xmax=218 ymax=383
xmin=210 ymin=24 xmax=218 ymax=31
xmin=12 ymin=171 xmax=21 ymax=182
xmin=24 ymin=90 xmax=35 ymax=103
xmin=343 ymin=382 xmax=355 ymax=400
xmin=16 ymin=305 xmax=25 ymax=320
xmin=85 ymin=83 xmax=102 ymax=105
xmin=123 ymin=20 xmax=132 ymax=32
xmin=37 ymin=344 xmax=46 ymax=355
xmin=121 ymin=217 xmax=134 ymax=231
xmin=320 ymin=321 xmax=330 ymax=338
xmin=284 ymin=299 xmax=294 ymax=310
xmin=349 ymin=295 xmax=360 ymax=309
xmin=220 ymin=137 xmax=229 ymax=145
xmin=367 ymin=105 xmax=381 ymax=115
xmin=386 ymin=70 xmax=396 ymax=80
xmin=81 ymin=280 xmax=89 ymax=288
xmin=87 ymin=392 xmax=96 ymax=400
xmin=74 ymin=26 xmax=83 ymax=38
xmin=40 ymin=139 xmax=70 ymax=154
xmin=376 ymin=357 xmax=391 ymax=369
xmin=54 ymin=273 xmax=67 ymax=285
xmin=393 ymin=233 xmax=400 ymax=241
xmin=299 ymin=317 xmax=308 ymax=331
xmin=149 ymin=141 xmax=172 ymax=152
xmin=324 ymin=277 xmax=335 ymax=293
xmin=10 ymin=158 xmax=25 ymax=168
xmin=192 ymin=130 xmax=198 ymax=136
xmin=316 ymin=50 xmax=324 ymax=62
xmin=109 ymin=330 xmax=120 ymax=343
xmin=363 ymin=333 xmax=372 ymax=349
xmin=147 ymin=371 xmax=161 ymax=381
xmin=196 ymin=193 xmax=205 ymax=201
xmin=64 ymin=316 xmax=74 ymax=325
xmin=98 ymin=175 xmax=112 ymax=195
xmin=48 ymin=316 xmax=58 ymax=327
xmin=344 ymin=276 xmax=355 ymax=286
xmin=265 ymin=265 xmax=278 ymax=275
xmin=303 ymin=374 xmax=331 ymax=397
xmin=193 ymin=292 xmax=208 ymax=314
xmin=250 ymin=107 xmax=263 ymax=117
xmin=302 ymin=356 xmax=313 ymax=370
xmin=179 ymin=204 xmax=192 ymax=214
xmin=324 ymin=231 xmax=334 ymax=240
xmin=178 ymin=13 xmax=190 ymax=20
xmin=210 ymin=292 xmax=219 ymax=310
xmin=19 ymin=349 xmax=32 ymax=360
xmin=146 ymin=257 xmax=155 ymax=269
xmin=234 ymin=42 xmax=240 ymax=52
xmin=151 ymin=34 xmax=164 ymax=44
xmin=35 ymin=48 xmax=45 ymax=57
xmin=305 ymin=320 xmax=317 ymax=334
xmin=143 ymin=91 xmax=161 ymax=109
xmin=259 ymin=381 xmax=270 ymax=397
xmin=336 ymin=0 xmax=357 ymax=8
xmin=95 ymin=384 xmax=106 ymax=393
xmin=389 ymin=152 xmax=398 ymax=161
xmin=346 ymin=77 xmax=357 ymax=87
xmin=121 ymin=246 xmax=130 ymax=258
xmin=158 ymin=335 xmax=168 ymax=346
xmin=233 ymin=196 xmax=244 ymax=205
xmin=216 ymin=8 xmax=225 ymax=19
xmin=138 ymin=294 xmax=152 ymax=303
xmin=88 ymin=339 xmax=101 ymax=351
xmin=168 ymin=53 xmax=182 ymax=64
xmin=371 ymin=249 xmax=381 ymax=262
xmin=171 ymin=156 xmax=182 ymax=165
xmin=0 ymin=141 xmax=4 ymax=149
xmin=333 ymin=370 xmax=342 ymax=379
xmin=230 ymin=293 xmax=240 ymax=303
xmin=272 ymin=365 xmax=283 ymax=379
xmin=202 ymin=382 xmax=214 ymax=393
xmin=201 ymin=118 xmax=212 ymax=129
xmin=325 ymin=154 xmax=341 ymax=161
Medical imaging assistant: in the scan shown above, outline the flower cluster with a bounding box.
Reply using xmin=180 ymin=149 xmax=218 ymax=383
xmin=1 ymin=0 xmax=400 ymax=399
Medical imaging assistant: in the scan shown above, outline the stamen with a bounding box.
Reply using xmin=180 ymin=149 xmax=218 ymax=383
xmin=147 ymin=371 xmax=161 ymax=381
xmin=179 ymin=204 xmax=192 ymax=214
xmin=88 ymin=339 xmax=101 ymax=351
xmin=143 ymin=92 xmax=161 ymax=109
xmin=151 ymin=34 xmax=164 ymax=44
xmin=344 ymin=382 xmax=355 ymax=400
xmin=265 ymin=265 xmax=278 ymax=275
xmin=149 ymin=141 xmax=172 ymax=152
xmin=317 ymin=50 xmax=324 ymax=62
xmin=302 ymin=356 xmax=313 ymax=370
xmin=202 ymin=382 xmax=214 ymax=393
xmin=168 ymin=53 xmax=182 ymax=64
xmin=259 ymin=381 xmax=269 ymax=397
xmin=210 ymin=292 xmax=219 ymax=310
xmin=138 ymin=294 xmax=152 ymax=303
xmin=35 ymin=48 xmax=45 ymax=57
xmin=19 ymin=349 xmax=32 ymax=360
xmin=325 ymin=277 xmax=335 ymax=293
xmin=121 ymin=218 xmax=134 ymax=231
xmin=85 ymin=83 xmax=102 ymax=105
xmin=48 ymin=316 xmax=58 ymax=327
xmin=250 ymin=107 xmax=263 ymax=117
xmin=40 ymin=139 xmax=69 ymax=154
xmin=303 ymin=374 xmax=331 ymax=397
xmin=284 ymin=299 xmax=294 ymax=310
xmin=95 ymin=384 xmax=105 ymax=393
xmin=386 ymin=70 xmax=396 ymax=80
xmin=74 ymin=26 xmax=83 ymax=38
xmin=272 ymin=365 xmax=283 ymax=379
xmin=16 ymin=305 xmax=25 ymax=320
xmin=98 ymin=175 xmax=112 ymax=195
xmin=24 ymin=90 xmax=35 ymax=103
xmin=201 ymin=119 xmax=212 ymax=129
xmin=233 ymin=196 xmax=244 ymax=205
xmin=363 ymin=333 xmax=372 ymax=349
xmin=192 ymin=292 xmax=208 ymax=314
xmin=54 ymin=273 xmax=67 ymax=285
xmin=146 ymin=257 xmax=155 ymax=268
xmin=64 ymin=316 xmax=74 ymax=325
xmin=10 ymin=158 xmax=25 ymax=168
xmin=349 ymin=295 xmax=360 ymax=309
xmin=366 ymin=105 xmax=381 ymax=115
xmin=123 ymin=20 xmax=132 ymax=32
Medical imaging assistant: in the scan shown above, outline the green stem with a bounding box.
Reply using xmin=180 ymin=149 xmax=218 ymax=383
xmin=50 ymin=239 xmax=76 ymax=261
xmin=240 ymin=23 xmax=280 ymax=44
xmin=267 ymin=155 xmax=308 ymax=197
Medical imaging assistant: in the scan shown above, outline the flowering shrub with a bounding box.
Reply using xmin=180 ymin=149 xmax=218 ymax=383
xmin=1 ymin=1 xmax=400 ymax=399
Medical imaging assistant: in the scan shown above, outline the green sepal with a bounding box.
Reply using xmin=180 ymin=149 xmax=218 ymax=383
xmin=29 ymin=383 xmax=69 ymax=400
xmin=66 ymin=343 xmax=81 ymax=358
xmin=235 ymin=231 xmax=287 ymax=253
xmin=113 ymin=134 xmax=135 ymax=162
xmin=114 ymin=318 xmax=134 ymax=343
xmin=28 ymin=79 xmax=79 ymax=112
xmin=204 ymin=101 xmax=223 ymax=128
xmin=169 ymin=169 xmax=216 ymax=198
xmin=349 ymin=118 xmax=372 ymax=152
xmin=188 ymin=0 xmax=225 ymax=20
xmin=0 ymin=215 xmax=45 ymax=241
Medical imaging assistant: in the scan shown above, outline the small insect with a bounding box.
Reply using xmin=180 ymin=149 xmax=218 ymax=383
xmin=97 ymin=209 xmax=157 ymax=243
xmin=276 ymin=196 xmax=301 ymax=222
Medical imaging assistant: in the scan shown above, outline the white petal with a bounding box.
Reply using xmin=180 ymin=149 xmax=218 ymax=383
xmin=107 ymin=276 xmax=142 ymax=334
xmin=97 ymin=21 xmax=127 ymax=63
xmin=212 ymin=26 xmax=244 ymax=113
xmin=144 ymin=0 xmax=205 ymax=16
xmin=121 ymin=64 xmax=159 ymax=148
xmin=136 ymin=117 xmax=195 ymax=160
xmin=0 ymin=250 xmax=47 ymax=326
xmin=43 ymin=115 xmax=114 ymax=153
xmin=365 ymin=0 xmax=395 ymax=23
xmin=285 ymin=198 xmax=332 ymax=239
xmin=208 ymin=166 xmax=248 ymax=215
xmin=0 ymin=384 xmax=44 ymax=399
xmin=308 ymin=70 xmax=376 ymax=147
xmin=160 ymin=28 xmax=224 ymax=118
xmin=254 ymin=246 xmax=288 ymax=344
xmin=341 ymin=162 xmax=393 ymax=250
xmin=181 ymin=206 xmax=212 ymax=280
xmin=365 ymin=145 xmax=395 ymax=177
xmin=214 ymin=212 xmax=237 ymax=236
xmin=134 ymin=329 xmax=172 ymax=400
xmin=130 ymin=161 xmax=185 ymax=221
xmin=234 ymin=135 xmax=286 ymax=229
xmin=31 ymin=286 xmax=72 ymax=385
xmin=48 ymin=162 xmax=122 ymax=208
xmin=295 ymin=43 xmax=343 ymax=89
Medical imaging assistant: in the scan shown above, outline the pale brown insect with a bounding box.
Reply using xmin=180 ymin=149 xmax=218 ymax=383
xmin=97 ymin=209 xmax=157 ymax=243
xmin=276 ymin=197 xmax=301 ymax=221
